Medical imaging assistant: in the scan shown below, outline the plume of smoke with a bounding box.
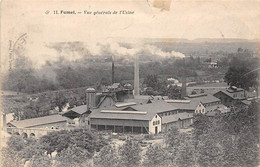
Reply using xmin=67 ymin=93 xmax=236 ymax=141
xmin=20 ymin=39 xmax=186 ymax=69
xmin=84 ymin=39 xmax=185 ymax=59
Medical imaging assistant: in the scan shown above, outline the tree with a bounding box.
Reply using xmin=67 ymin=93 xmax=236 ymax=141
xmin=29 ymin=155 xmax=52 ymax=167
xmin=143 ymin=75 xmax=160 ymax=91
xmin=143 ymin=144 xmax=171 ymax=167
xmin=175 ymin=134 xmax=196 ymax=167
xmin=54 ymin=92 xmax=68 ymax=112
xmin=19 ymin=142 xmax=46 ymax=161
xmin=39 ymin=129 xmax=108 ymax=155
xmin=192 ymin=102 xmax=259 ymax=167
xmin=1 ymin=147 xmax=24 ymax=167
xmin=7 ymin=135 xmax=25 ymax=151
xmin=196 ymin=135 xmax=225 ymax=167
xmin=94 ymin=145 xmax=119 ymax=167
xmin=167 ymin=85 xmax=181 ymax=99
xmin=224 ymin=49 xmax=259 ymax=90
xmin=165 ymin=127 xmax=180 ymax=148
xmin=55 ymin=144 xmax=90 ymax=167
xmin=118 ymin=139 xmax=142 ymax=167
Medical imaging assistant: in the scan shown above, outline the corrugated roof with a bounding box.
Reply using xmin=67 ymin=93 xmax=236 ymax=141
xmin=89 ymin=109 xmax=155 ymax=121
xmin=214 ymin=89 xmax=246 ymax=100
xmin=205 ymin=104 xmax=227 ymax=112
xmin=65 ymin=105 xmax=87 ymax=115
xmin=162 ymin=112 xmax=193 ymax=124
xmin=90 ymin=101 xmax=175 ymax=121
xmin=167 ymin=94 xmax=220 ymax=111
xmin=8 ymin=114 xmax=68 ymax=128
xmin=185 ymin=94 xmax=220 ymax=104
xmin=100 ymin=110 xmax=147 ymax=114
xmin=130 ymin=100 xmax=178 ymax=113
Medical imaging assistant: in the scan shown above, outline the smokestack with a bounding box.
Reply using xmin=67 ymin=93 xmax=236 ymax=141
xmin=134 ymin=54 xmax=140 ymax=96
xmin=181 ymin=76 xmax=187 ymax=98
xmin=86 ymin=88 xmax=96 ymax=111
xmin=112 ymin=55 xmax=115 ymax=84
xmin=2 ymin=113 xmax=6 ymax=131
xmin=181 ymin=58 xmax=186 ymax=98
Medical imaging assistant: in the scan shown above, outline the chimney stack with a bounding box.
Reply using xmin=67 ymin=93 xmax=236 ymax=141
xmin=134 ymin=54 xmax=140 ymax=96
xmin=86 ymin=88 xmax=96 ymax=111
xmin=181 ymin=76 xmax=187 ymax=98
xmin=2 ymin=113 xmax=7 ymax=131
xmin=112 ymin=55 xmax=115 ymax=84
xmin=181 ymin=59 xmax=187 ymax=98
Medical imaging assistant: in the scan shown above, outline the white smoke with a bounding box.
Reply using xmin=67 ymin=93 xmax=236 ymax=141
xmin=21 ymin=39 xmax=186 ymax=68
xmin=84 ymin=40 xmax=185 ymax=58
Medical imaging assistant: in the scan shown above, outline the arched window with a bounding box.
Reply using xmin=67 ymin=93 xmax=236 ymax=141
xmin=30 ymin=133 xmax=36 ymax=138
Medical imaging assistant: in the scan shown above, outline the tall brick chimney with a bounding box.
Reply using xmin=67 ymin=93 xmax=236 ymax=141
xmin=181 ymin=76 xmax=187 ymax=98
xmin=2 ymin=113 xmax=6 ymax=131
xmin=134 ymin=54 xmax=140 ymax=96
xmin=181 ymin=58 xmax=187 ymax=98
xmin=112 ymin=55 xmax=115 ymax=84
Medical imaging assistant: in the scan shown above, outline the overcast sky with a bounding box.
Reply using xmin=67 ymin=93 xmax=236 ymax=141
xmin=1 ymin=0 xmax=259 ymax=71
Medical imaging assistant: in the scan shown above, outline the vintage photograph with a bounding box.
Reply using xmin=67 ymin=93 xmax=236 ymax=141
xmin=1 ymin=0 xmax=259 ymax=167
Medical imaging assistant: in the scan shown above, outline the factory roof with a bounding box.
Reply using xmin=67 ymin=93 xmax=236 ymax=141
xmin=63 ymin=105 xmax=88 ymax=115
xmin=185 ymin=94 xmax=220 ymax=104
xmin=130 ymin=100 xmax=178 ymax=113
xmin=89 ymin=109 xmax=157 ymax=121
xmin=7 ymin=114 xmax=68 ymax=128
xmin=162 ymin=112 xmax=193 ymax=124
xmin=167 ymin=94 xmax=221 ymax=111
xmin=204 ymin=104 xmax=228 ymax=112
xmin=214 ymin=89 xmax=246 ymax=100
xmin=89 ymin=101 xmax=175 ymax=121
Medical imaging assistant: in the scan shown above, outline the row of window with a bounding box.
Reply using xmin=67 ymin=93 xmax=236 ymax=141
xmin=153 ymin=120 xmax=160 ymax=125
xmin=197 ymin=109 xmax=205 ymax=113
xmin=203 ymin=101 xmax=221 ymax=107
xmin=233 ymin=93 xmax=244 ymax=98
xmin=160 ymin=110 xmax=179 ymax=117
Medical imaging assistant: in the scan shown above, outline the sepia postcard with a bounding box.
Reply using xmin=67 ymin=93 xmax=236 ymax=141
xmin=1 ymin=0 xmax=260 ymax=167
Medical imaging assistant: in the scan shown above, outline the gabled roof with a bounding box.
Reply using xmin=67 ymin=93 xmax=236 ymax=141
xmin=167 ymin=94 xmax=220 ymax=111
xmin=185 ymin=94 xmax=220 ymax=104
xmin=96 ymin=95 xmax=117 ymax=108
xmin=89 ymin=101 xmax=175 ymax=121
xmin=204 ymin=104 xmax=228 ymax=112
xmin=123 ymin=98 xmax=152 ymax=105
xmin=130 ymin=100 xmax=178 ymax=113
xmin=64 ymin=105 xmax=87 ymax=115
xmin=214 ymin=88 xmax=246 ymax=100
xmin=89 ymin=108 xmax=158 ymax=121
xmin=162 ymin=112 xmax=193 ymax=124
xmin=8 ymin=114 xmax=68 ymax=128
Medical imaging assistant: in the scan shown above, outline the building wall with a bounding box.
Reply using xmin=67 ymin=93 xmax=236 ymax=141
xmin=149 ymin=114 xmax=161 ymax=134
xmin=158 ymin=110 xmax=179 ymax=117
xmin=195 ymin=103 xmax=206 ymax=114
xmin=90 ymin=118 xmax=149 ymax=127
xmin=99 ymin=97 xmax=116 ymax=108
xmin=214 ymin=92 xmax=234 ymax=107
xmin=162 ymin=118 xmax=193 ymax=132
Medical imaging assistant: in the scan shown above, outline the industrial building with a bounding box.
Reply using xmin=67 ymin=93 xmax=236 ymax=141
xmin=7 ymin=114 xmax=68 ymax=129
xmin=213 ymin=86 xmax=247 ymax=107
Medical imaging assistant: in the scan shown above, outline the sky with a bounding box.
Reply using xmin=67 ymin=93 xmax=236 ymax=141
xmin=1 ymin=0 xmax=260 ymax=71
